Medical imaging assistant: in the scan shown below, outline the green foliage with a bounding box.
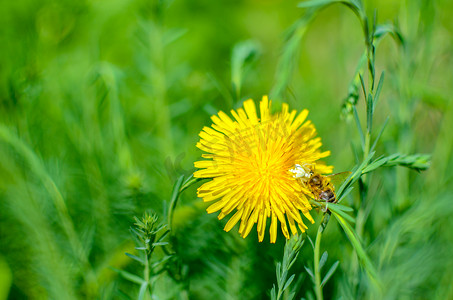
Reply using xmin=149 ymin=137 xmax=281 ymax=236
xmin=0 ymin=0 xmax=452 ymax=299
xmin=231 ymin=40 xmax=261 ymax=101
xmin=113 ymin=212 xmax=171 ymax=299
xmin=271 ymin=235 xmax=305 ymax=300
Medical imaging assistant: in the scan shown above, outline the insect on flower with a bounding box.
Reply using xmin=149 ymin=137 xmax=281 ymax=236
xmin=290 ymin=163 xmax=350 ymax=211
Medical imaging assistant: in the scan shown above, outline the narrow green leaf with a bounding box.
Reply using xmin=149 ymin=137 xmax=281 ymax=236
xmin=156 ymin=229 xmax=170 ymax=242
xmin=368 ymin=49 xmax=376 ymax=89
xmin=367 ymin=92 xmax=373 ymax=133
xmin=231 ymin=40 xmax=261 ymax=99
xmin=349 ymin=0 xmax=363 ymax=11
xmin=330 ymin=203 xmax=354 ymax=212
xmin=341 ymin=51 xmax=366 ymax=118
xmin=133 ymin=218 xmax=145 ymax=228
xmin=353 ymin=106 xmax=365 ymax=150
xmin=382 ymin=153 xmax=431 ymax=170
xmin=362 ymin=155 xmax=388 ymax=174
xmin=372 ymin=9 xmax=377 ymax=38
xmin=179 ymin=174 xmax=200 ymax=193
xmin=271 ymin=11 xmax=316 ymax=98
xmin=137 ymin=281 xmax=149 ymax=300
xmin=359 ymin=73 xmax=367 ymax=100
xmin=321 ymin=261 xmax=340 ymax=287
xmin=363 ymin=153 xmax=431 ymax=173
xmin=329 ymin=204 xmax=356 ymax=223
xmin=337 ymin=151 xmax=375 ymax=198
xmin=288 ymin=255 xmax=299 ymax=270
xmin=350 ymin=141 xmax=360 ymax=164
xmin=374 ymin=23 xmax=404 ymax=46
xmin=331 ymin=212 xmax=381 ymax=289
xmin=152 ymin=242 xmax=169 ymax=247
xmin=154 ymin=224 xmax=168 ymax=234
xmin=304 ymin=266 xmax=315 ymax=282
xmin=374 ymin=24 xmax=393 ymax=38
xmin=110 ymin=267 xmax=145 ymax=285
xmin=280 ymin=270 xmax=289 ymax=285
xmin=363 ymin=16 xmax=370 ymax=47
xmin=283 ymin=274 xmax=296 ymax=292
xmin=125 ymin=253 xmax=144 ymax=265
xmin=373 ymin=72 xmax=385 ymax=109
xmin=130 ymin=227 xmax=144 ymax=244
xmin=319 ymin=251 xmax=328 ymax=271
xmin=152 ymin=255 xmax=173 ymax=269
xmin=276 ymin=262 xmax=282 ymax=284
xmin=337 ymin=186 xmax=354 ymax=203
xmin=287 ymin=291 xmax=296 ymax=300
xmin=270 ymin=286 xmax=277 ymax=300
xmin=370 ymin=116 xmax=389 ymax=152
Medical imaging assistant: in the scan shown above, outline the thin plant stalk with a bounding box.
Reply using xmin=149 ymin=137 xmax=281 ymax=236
xmin=314 ymin=224 xmax=323 ymax=300
xmin=314 ymin=214 xmax=330 ymax=300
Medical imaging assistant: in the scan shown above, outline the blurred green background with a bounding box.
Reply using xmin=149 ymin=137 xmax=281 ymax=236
xmin=0 ymin=0 xmax=452 ymax=299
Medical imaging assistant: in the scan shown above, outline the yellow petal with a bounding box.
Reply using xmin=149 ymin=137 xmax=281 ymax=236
xmin=224 ymin=209 xmax=243 ymax=232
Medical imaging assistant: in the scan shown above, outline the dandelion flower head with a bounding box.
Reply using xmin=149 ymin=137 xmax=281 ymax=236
xmin=194 ymin=96 xmax=332 ymax=243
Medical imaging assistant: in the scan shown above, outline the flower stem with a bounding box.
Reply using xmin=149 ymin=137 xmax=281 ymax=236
xmin=314 ymin=214 xmax=329 ymax=300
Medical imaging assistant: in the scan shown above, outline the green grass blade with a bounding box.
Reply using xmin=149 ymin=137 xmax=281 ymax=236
xmin=332 ymin=211 xmax=381 ymax=291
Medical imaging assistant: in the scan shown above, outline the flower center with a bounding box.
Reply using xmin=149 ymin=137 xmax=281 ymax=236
xmin=248 ymin=148 xmax=289 ymax=183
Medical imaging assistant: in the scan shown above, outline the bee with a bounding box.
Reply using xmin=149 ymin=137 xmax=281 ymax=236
xmin=290 ymin=164 xmax=349 ymax=207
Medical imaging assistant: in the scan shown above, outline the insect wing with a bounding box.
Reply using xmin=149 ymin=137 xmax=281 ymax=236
xmin=325 ymin=171 xmax=351 ymax=188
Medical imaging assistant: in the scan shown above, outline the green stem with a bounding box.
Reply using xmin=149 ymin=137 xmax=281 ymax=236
xmin=168 ymin=175 xmax=201 ymax=232
xmin=314 ymin=228 xmax=323 ymax=300
xmin=363 ymin=132 xmax=371 ymax=163
xmin=314 ymin=215 xmax=329 ymax=300
xmin=144 ymin=253 xmax=150 ymax=286
xmin=144 ymin=244 xmax=153 ymax=297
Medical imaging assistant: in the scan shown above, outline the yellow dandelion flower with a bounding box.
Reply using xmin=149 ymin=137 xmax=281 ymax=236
xmin=194 ymin=96 xmax=333 ymax=243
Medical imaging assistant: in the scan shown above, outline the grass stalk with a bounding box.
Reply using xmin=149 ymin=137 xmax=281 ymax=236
xmin=0 ymin=126 xmax=95 ymax=277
